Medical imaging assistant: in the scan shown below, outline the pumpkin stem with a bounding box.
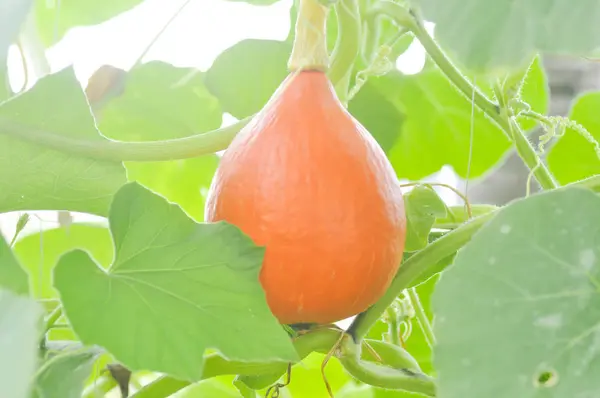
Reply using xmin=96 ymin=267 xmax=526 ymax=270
xmin=288 ymin=0 xmax=330 ymax=72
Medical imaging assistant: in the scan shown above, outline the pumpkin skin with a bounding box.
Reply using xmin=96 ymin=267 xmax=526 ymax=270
xmin=205 ymin=70 xmax=406 ymax=325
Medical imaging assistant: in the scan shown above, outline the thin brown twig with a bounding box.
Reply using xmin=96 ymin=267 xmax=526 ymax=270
xmin=362 ymin=340 xmax=382 ymax=363
xmin=265 ymin=363 xmax=293 ymax=398
xmin=321 ymin=330 xmax=346 ymax=398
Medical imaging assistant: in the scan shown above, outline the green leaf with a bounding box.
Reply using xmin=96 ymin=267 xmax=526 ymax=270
xmin=98 ymin=61 xmax=222 ymax=141
xmin=35 ymin=0 xmax=144 ymax=46
xmin=0 ymin=67 xmax=127 ymax=216
xmin=432 ymin=187 xmax=600 ymax=397
xmin=403 ymin=185 xmax=447 ymax=252
xmin=178 ymin=376 xmax=247 ymax=398
xmin=94 ymin=61 xmax=223 ymax=221
xmin=348 ymin=79 xmax=404 ymax=153
xmin=418 ymin=0 xmax=600 ymax=72
xmin=205 ymin=39 xmax=291 ymax=119
xmin=13 ymin=223 xmax=111 ymax=343
xmin=373 ymin=56 xmax=547 ymax=179
xmin=13 ymin=224 xmax=112 ymax=300
xmin=547 ymin=92 xmax=600 ymax=184
xmin=31 ymin=349 xmax=100 ymax=398
xmin=234 ymin=378 xmax=257 ymax=398
xmin=513 ymin=56 xmax=549 ymax=131
xmin=0 ymin=234 xmax=29 ymax=295
xmin=125 ymin=155 xmax=219 ymax=222
xmin=53 ymin=182 xmax=298 ymax=381
xmin=0 ymin=288 xmax=44 ymax=398
xmin=1 ymin=0 xmax=34 ymax=101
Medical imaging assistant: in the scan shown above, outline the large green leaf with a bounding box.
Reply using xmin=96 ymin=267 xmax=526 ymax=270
xmin=0 ymin=67 xmax=127 ymax=216
xmin=0 ymin=234 xmax=29 ymax=295
xmin=433 ymin=187 xmax=600 ymax=397
xmin=417 ymin=0 xmax=600 ymax=72
xmin=53 ymin=182 xmax=298 ymax=381
xmin=94 ymin=61 xmax=223 ymax=221
xmin=31 ymin=349 xmax=100 ymax=398
xmin=374 ymin=56 xmax=547 ymax=179
xmin=35 ymin=0 xmax=143 ymax=46
xmin=0 ymin=288 xmax=44 ymax=398
xmin=13 ymin=223 xmax=112 ymax=299
xmin=98 ymin=61 xmax=222 ymax=142
xmin=205 ymin=39 xmax=291 ymax=119
xmin=1 ymin=0 xmax=34 ymax=101
xmin=348 ymin=79 xmax=404 ymax=153
xmin=547 ymin=92 xmax=600 ymax=184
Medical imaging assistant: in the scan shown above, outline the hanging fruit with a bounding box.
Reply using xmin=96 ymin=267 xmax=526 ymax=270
xmin=205 ymin=0 xmax=406 ymax=325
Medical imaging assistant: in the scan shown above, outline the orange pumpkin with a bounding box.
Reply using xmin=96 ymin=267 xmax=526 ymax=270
xmin=204 ymin=68 xmax=406 ymax=325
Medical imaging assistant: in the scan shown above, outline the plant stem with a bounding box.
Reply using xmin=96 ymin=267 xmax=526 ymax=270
xmin=0 ymin=116 xmax=252 ymax=162
xmin=348 ymin=211 xmax=495 ymax=341
xmin=0 ymin=35 xmax=347 ymax=163
xmin=44 ymin=305 xmax=62 ymax=333
xmin=329 ymin=0 xmax=361 ymax=102
xmin=385 ymin=306 xmax=401 ymax=346
xmin=434 ymin=204 xmax=497 ymax=229
xmin=361 ymin=339 xmax=422 ymax=371
xmin=373 ymin=1 xmax=559 ymax=191
xmin=288 ymin=0 xmax=331 ymax=72
xmin=361 ymin=6 xmax=382 ymax=65
xmin=407 ymin=288 xmax=436 ymax=347
xmin=339 ymin=338 xmax=436 ymax=396
xmin=507 ymin=116 xmax=558 ymax=190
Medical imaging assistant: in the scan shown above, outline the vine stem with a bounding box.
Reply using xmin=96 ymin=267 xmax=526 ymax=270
xmin=406 ymin=288 xmax=436 ymax=347
xmin=385 ymin=306 xmax=401 ymax=346
xmin=44 ymin=305 xmax=62 ymax=333
xmin=370 ymin=1 xmax=558 ymax=191
xmin=348 ymin=211 xmax=495 ymax=341
xmin=0 ymin=116 xmax=252 ymax=162
xmin=338 ymin=337 xmax=436 ymax=396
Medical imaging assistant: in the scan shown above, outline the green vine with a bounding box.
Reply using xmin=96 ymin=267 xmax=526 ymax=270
xmin=367 ymin=1 xmax=558 ymax=192
xmin=338 ymin=337 xmax=436 ymax=396
xmin=0 ymin=116 xmax=252 ymax=162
